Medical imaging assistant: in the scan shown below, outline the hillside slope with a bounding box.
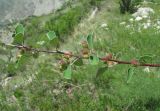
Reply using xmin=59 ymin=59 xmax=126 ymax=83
xmin=1 ymin=0 xmax=160 ymax=111
xmin=0 ymin=0 xmax=66 ymax=26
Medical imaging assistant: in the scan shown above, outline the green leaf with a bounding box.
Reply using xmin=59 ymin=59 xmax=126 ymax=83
xmin=15 ymin=54 xmax=28 ymax=69
xmin=89 ymin=56 xmax=99 ymax=65
xmin=139 ymin=55 xmax=153 ymax=64
xmin=96 ymin=66 xmax=108 ymax=77
xmin=15 ymin=24 xmax=25 ymax=35
xmin=127 ymin=67 xmax=135 ymax=83
xmin=63 ymin=65 xmax=72 ymax=79
xmin=87 ymin=34 xmax=93 ymax=49
xmin=46 ymin=31 xmax=57 ymax=41
xmin=74 ymin=58 xmax=83 ymax=66
xmin=13 ymin=33 xmax=24 ymax=44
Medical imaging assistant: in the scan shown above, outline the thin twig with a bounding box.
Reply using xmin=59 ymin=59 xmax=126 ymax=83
xmin=2 ymin=43 xmax=160 ymax=67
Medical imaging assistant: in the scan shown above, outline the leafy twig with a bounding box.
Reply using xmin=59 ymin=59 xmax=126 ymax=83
xmin=2 ymin=43 xmax=160 ymax=67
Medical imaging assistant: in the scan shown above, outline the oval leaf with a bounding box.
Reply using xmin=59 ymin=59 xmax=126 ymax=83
xmin=46 ymin=31 xmax=57 ymax=41
xmin=63 ymin=65 xmax=72 ymax=79
xmin=87 ymin=34 xmax=93 ymax=49
xmin=15 ymin=54 xmax=28 ymax=69
xmin=89 ymin=56 xmax=99 ymax=65
xmin=13 ymin=33 xmax=24 ymax=44
xmin=127 ymin=67 xmax=135 ymax=83
xmin=15 ymin=24 xmax=24 ymax=35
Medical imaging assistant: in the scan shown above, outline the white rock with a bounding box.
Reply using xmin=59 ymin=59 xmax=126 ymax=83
xmin=129 ymin=18 xmax=134 ymax=22
xmin=144 ymin=25 xmax=148 ymax=29
xmin=14 ymin=85 xmax=18 ymax=88
xmin=105 ymin=28 xmax=109 ymax=30
xmin=1 ymin=77 xmax=12 ymax=87
xmin=120 ymin=22 xmax=126 ymax=25
xmin=126 ymin=25 xmax=130 ymax=28
xmin=157 ymin=20 xmax=160 ymax=25
xmin=135 ymin=16 xmax=143 ymax=21
xmin=0 ymin=0 xmax=67 ymax=24
xmin=157 ymin=26 xmax=160 ymax=29
xmin=101 ymin=23 xmax=108 ymax=28
xmin=132 ymin=7 xmax=154 ymax=18
xmin=147 ymin=19 xmax=151 ymax=23
xmin=143 ymin=22 xmax=151 ymax=29
xmin=142 ymin=15 xmax=148 ymax=18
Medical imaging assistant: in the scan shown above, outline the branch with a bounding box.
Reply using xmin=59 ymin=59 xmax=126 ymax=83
xmin=2 ymin=44 xmax=160 ymax=67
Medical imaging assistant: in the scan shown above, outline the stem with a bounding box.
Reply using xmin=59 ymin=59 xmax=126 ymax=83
xmin=2 ymin=44 xmax=160 ymax=67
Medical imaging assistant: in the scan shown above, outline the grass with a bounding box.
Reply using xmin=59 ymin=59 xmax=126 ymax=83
xmin=1 ymin=0 xmax=160 ymax=111
xmin=21 ymin=0 xmax=104 ymax=47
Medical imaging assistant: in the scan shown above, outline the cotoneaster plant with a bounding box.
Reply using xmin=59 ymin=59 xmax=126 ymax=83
xmin=1 ymin=24 xmax=160 ymax=83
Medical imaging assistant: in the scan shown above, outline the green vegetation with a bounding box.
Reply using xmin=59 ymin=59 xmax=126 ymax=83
xmin=119 ymin=0 xmax=142 ymax=14
xmin=22 ymin=0 xmax=104 ymax=47
xmin=1 ymin=0 xmax=160 ymax=111
xmin=45 ymin=5 xmax=86 ymax=38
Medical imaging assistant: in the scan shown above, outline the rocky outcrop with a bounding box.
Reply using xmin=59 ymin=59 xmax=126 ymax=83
xmin=0 ymin=0 xmax=66 ymax=26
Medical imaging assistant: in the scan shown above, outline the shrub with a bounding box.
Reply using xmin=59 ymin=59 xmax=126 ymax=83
xmin=45 ymin=5 xmax=88 ymax=39
xmin=45 ymin=0 xmax=103 ymax=40
xmin=119 ymin=0 xmax=142 ymax=14
xmin=22 ymin=0 xmax=103 ymax=47
xmin=90 ymin=0 xmax=103 ymax=8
